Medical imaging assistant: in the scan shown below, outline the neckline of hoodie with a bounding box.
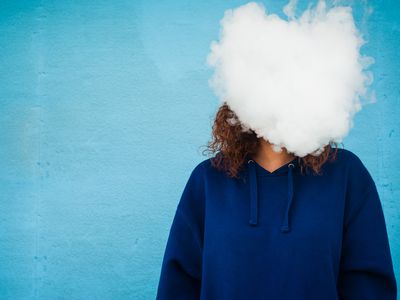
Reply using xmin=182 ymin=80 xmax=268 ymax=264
xmin=252 ymin=157 xmax=298 ymax=177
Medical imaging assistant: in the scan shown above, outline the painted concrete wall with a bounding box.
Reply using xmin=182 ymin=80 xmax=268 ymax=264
xmin=0 ymin=0 xmax=398 ymax=299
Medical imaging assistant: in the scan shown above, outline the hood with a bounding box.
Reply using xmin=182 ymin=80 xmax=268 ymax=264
xmin=245 ymin=156 xmax=298 ymax=233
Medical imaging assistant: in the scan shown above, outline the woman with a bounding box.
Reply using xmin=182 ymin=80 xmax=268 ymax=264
xmin=156 ymin=103 xmax=397 ymax=299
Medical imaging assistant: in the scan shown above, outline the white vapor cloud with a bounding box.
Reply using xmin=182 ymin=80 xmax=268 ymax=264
xmin=206 ymin=0 xmax=375 ymax=157
xmin=283 ymin=0 xmax=298 ymax=20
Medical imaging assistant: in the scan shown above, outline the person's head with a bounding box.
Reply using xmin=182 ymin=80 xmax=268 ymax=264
xmin=204 ymin=2 xmax=373 ymax=175
xmin=201 ymin=103 xmax=339 ymax=179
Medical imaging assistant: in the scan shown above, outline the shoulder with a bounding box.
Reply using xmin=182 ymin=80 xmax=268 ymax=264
xmin=339 ymin=148 xmax=372 ymax=176
xmin=337 ymin=148 xmax=363 ymax=166
xmin=187 ymin=158 xmax=210 ymax=180
xmin=329 ymin=148 xmax=369 ymax=174
xmin=183 ymin=157 xmax=216 ymax=192
xmin=335 ymin=148 xmax=377 ymax=194
xmin=184 ymin=155 xmax=234 ymax=193
xmin=328 ymin=147 xmax=361 ymax=165
xmin=322 ymin=147 xmax=376 ymax=191
xmin=336 ymin=150 xmax=383 ymax=232
xmin=189 ymin=154 xmax=226 ymax=178
xmin=176 ymin=159 xmax=209 ymax=223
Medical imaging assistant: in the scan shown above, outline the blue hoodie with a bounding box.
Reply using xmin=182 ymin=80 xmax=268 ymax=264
xmin=156 ymin=148 xmax=397 ymax=299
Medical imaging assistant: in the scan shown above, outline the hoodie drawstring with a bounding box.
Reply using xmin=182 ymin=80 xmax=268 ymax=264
xmin=247 ymin=159 xmax=295 ymax=233
xmin=247 ymin=160 xmax=258 ymax=226
xmin=280 ymin=163 xmax=294 ymax=233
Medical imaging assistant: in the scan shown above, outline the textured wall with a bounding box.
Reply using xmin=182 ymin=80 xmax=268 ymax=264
xmin=0 ymin=0 xmax=398 ymax=299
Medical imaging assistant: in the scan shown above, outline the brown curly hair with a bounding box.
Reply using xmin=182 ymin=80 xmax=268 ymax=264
xmin=201 ymin=103 xmax=341 ymax=179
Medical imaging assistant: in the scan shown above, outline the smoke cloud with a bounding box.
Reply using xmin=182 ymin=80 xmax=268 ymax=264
xmin=206 ymin=0 xmax=375 ymax=157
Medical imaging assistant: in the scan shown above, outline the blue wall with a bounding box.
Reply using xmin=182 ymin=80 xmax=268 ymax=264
xmin=0 ymin=0 xmax=398 ymax=299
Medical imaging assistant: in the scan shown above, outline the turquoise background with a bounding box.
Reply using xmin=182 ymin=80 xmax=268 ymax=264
xmin=0 ymin=0 xmax=398 ymax=299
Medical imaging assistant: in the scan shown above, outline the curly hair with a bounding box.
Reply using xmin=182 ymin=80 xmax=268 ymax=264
xmin=201 ymin=102 xmax=341 ymax=179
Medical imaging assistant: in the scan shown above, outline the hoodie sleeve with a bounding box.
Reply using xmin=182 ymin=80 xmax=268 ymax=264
xmin=337 ymin=153 xmax=397 ymax=299
xmin=156 ymin=162 xmax=205 ymax=300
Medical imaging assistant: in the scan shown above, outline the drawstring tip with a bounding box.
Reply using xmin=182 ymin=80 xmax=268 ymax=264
xmin=249 ymin=219 xmax=258 ymax=226
xmin=280 ymin=225 xmax=290 ymax=233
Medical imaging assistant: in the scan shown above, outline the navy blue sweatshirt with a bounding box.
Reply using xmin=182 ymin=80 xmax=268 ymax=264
xmin=156 ymin=148 xmax=397 ymax=299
